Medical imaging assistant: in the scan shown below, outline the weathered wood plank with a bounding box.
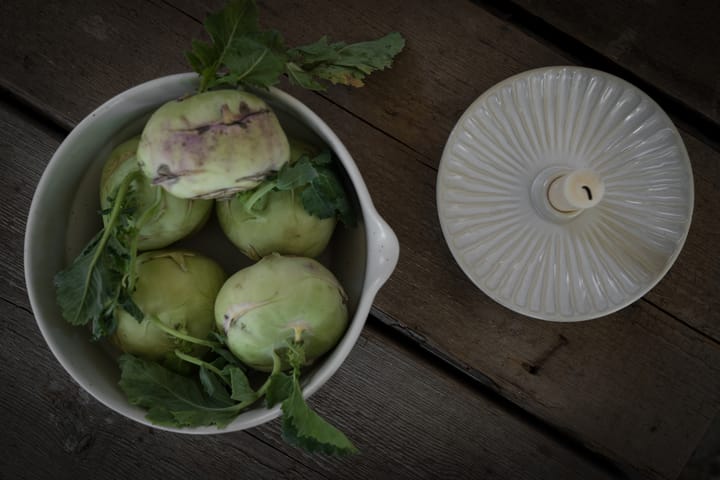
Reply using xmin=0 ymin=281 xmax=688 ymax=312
xmin=2 ymin=1 xmax=720 ymax=478
xmin=0 ymin=299 xmax=618 ymax=479
xmin=0 ymin=99 xmax=618 ymax=480
xmin=0 ymin=98 xmax=62 ymax=310
xmin=0 ymin=0 xmax=200 ymax=130
xmin=505 ymin=0 xmax=720 ymax=128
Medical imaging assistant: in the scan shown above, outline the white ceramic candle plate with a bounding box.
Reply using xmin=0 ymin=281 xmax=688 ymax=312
xmin=437 ymin=66 xmax=693 ymax=321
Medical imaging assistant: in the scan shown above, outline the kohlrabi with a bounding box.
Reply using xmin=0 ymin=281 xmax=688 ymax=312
xmin=216 ymin=138 xmax=337 ymax=259
xmin=113 ymin=250 xmax=226 ymax=373
xmin=100 ymin=137 xmax=213 ymax=250
xmin=137 ymin=90 xmax=290 ymax=200
xmin=119 ymin=252 xmax=357 ymax=453
xmin=214 ymin=254 xmax=348 ymax=371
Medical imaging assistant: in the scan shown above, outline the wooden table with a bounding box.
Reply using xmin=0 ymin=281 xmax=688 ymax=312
xmin=2 ymin=1 xmax=719 ymax=478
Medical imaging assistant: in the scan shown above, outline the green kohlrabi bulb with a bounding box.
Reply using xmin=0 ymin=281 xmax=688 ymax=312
xmin=137 ymin=90 xmax=290 ymax=200
xmin=113 ymin=250 xmax=226 ymax=373
xmin=214 ymin=254 xmax=348 ymax=372
xmin=216 ymin=138 xmax=337 ymax=260
xmin=100 ymin=136 xmax=213 ymax=251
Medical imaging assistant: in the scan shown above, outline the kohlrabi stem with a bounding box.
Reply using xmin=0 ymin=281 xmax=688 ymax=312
xmin=74 ymin=171 xmax=140 ymax=324
xmin=255 ymin=351 xmax=284 ymax=398
xmin=243 ymin=179 xmax=278 ymax=216
xmin=126 ymin=186 xmax=164 ymax=292
xmin=174 ymin=350 xmax=231 ymax=386
xmin=147 ymin=316 xmax=221 ymax=348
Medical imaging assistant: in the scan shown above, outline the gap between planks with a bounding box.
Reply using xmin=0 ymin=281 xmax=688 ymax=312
xmin=467 ymin=0 xmax=720 ymax=154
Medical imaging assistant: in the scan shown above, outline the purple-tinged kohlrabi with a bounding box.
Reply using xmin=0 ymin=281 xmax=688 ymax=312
xmin=113 ymin=250 xmax=226 ymax=374
xmin=214 ymin=254 xmax=348 ymax=372
xmin=100 ymin=137 xmax=213 ymax=250
xmin=137 ymin=90 xmax=290 ymax=200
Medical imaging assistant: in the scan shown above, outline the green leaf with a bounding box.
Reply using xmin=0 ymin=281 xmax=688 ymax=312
xmin=212 ymin=346 xmax=245 ymax=369
xmin=205 ymin=0 xmax=259 ymax=45
xmin=302 ymin=167 xmax=356 ymax=226
xmin=324 ymin=32 xmax=405 ymax=73
xmin=287 ymin=32 xmax=405 ymax=89
xmin=186 ymin=0 xmax=261 ymax=92
xmin=119 ymin=295 xmax=144 ymax=321
xmin=285 ymin=62 xmax=326 ymax=91
xmin=265 ymin=371 xmax=293 ymax=408
xmin=188 ymin=2 xmax=404 ymax=92
xmin=118 ymin=354 xmax=242 ymax=428
xmin=199 ymin=366 xmax=234 ymax=404
xmin=270 ymin=151 xmax=355 ymax=226
xmin=281 ymin=376 xmax=358 ymax=455
xmin=216 ymin=32 xmax=287 ymax=89
xmin=227 ymin=366 xmax=257 ymax=403
xmin=274 ymin=343 xmax=357 ymax=455
xmin=276 ymin=156 xmax=318 ymax=190
xmin=311 ymin=151 xmax=332 ymax=166
xmin=55 ymin=231 xmax=104 ymax=326
xmin=54 ymin=171 xmax=143 ymax=340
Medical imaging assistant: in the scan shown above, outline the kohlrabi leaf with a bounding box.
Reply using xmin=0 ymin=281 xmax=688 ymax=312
xmin=265 ymin=371 xmax=293 ymax=408
xmin=301 ymin=166 xmax=356 ymax=226
xmin=119 ymin=354 xmax=243 ymax=428
xmin=187 ymin=1 xmax=404 ymax=92
xmin=55 ymin=230 xmax=105 ymax=326
xmin=54 ymin=172 xmax=143 ymax=341
xmin=279 ymin=344 xmax=358 ymax=455
xmin=186 ymin=0 xmax=261 ymax=92
xmin=286 ymin=32 xmax=405 ymax=90
xmin=227 ymin=366 xmax=257 ymax=403
xmin=199 ymin=366 xmax=235 ymax=404
xmin=285 ymin=62 xmax=325 ymax=90
xmin=213 ymin=345 xmax=246 ymax=369
xmin=281 ymin=380 xmax=358 ymax=455
xmin=217 ymin=32 xmax=288 ymax=89
xmin=276 ymin=156 xmax=318 ymax=190
xmin=272 ymin=152 xmax=356 ymax=226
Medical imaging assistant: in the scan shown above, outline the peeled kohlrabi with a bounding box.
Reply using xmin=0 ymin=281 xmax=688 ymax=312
xmin=113 ymin=250 xmax=226 ymax=373
xmin=100 ymin=137 xmax=212 ymax=250
xmin=214 ymin=254 xmax=348 ymax=372
xmin=137 ymin=90 xmax=290 ymax=200
xmin=216 ymin=138 xmax=337 ymax=260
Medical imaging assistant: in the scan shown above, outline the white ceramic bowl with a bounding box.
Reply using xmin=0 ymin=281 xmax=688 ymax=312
xmin=24 ymin=73 xmax=399 ymax=433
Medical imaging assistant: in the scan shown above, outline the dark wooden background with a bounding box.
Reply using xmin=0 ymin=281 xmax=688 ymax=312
xmin=1 ymin=0 xmax=719 ymax=479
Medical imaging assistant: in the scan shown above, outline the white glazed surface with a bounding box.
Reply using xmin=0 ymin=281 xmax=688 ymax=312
xmin=437 ymin=66 xmax=693 ymax=321
xmin=24 ymin=73 xmax=399 ymax=433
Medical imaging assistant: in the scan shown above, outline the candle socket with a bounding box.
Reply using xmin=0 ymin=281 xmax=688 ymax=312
xmin=547 ymin=169 xmax=604 ymax=213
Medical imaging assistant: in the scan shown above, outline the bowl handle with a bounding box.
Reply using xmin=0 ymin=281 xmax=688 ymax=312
xmin=365 ymin=212 xmax=400 ymax=292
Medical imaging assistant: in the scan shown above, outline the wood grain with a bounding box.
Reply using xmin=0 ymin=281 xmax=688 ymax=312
xmin=2 ymin=1 xmax=720 ymax=478
xmin=0 ymin=101 xmax=617 ymax=478
xmin=0 ymin=301 xmax=617 ymax=480
xmin=506 ymin=0 xmax=720 ymax=127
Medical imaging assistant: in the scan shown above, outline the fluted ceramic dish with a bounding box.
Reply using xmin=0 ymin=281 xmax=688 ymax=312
xmin=437 ymin=66 xmax=693 ymax=321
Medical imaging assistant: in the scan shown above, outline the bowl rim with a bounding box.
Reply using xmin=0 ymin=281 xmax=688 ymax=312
xmin=24 ymin=72 xmax=399 ymax=433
